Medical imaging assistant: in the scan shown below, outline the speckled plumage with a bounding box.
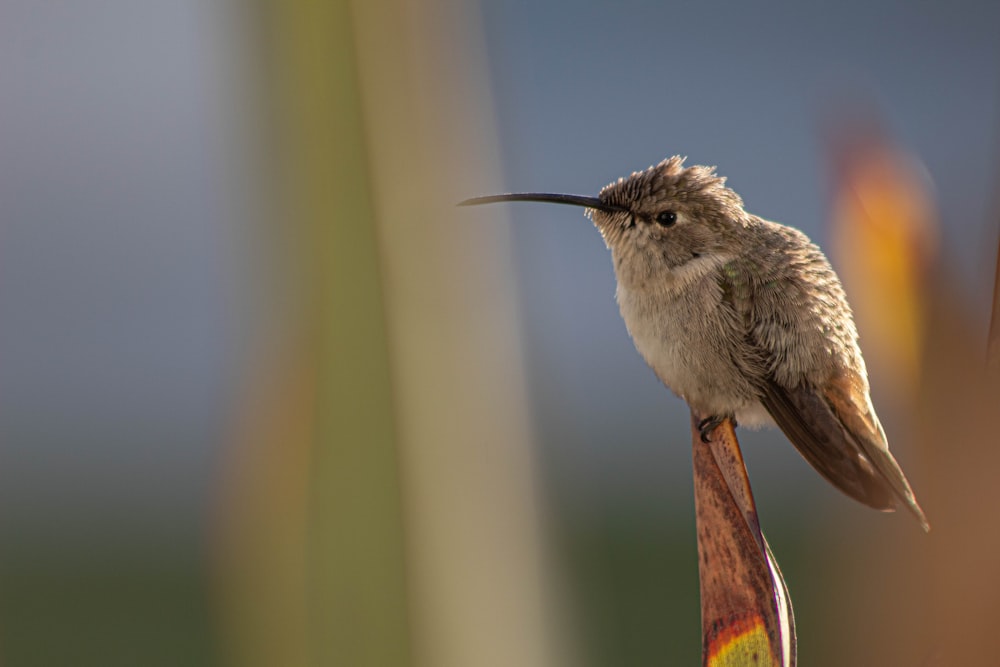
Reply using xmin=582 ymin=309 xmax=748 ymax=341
xmin=460 ymin=156 xmax=928 ymax=529
xmin=592 ymin=157 xmax=927 ymax=529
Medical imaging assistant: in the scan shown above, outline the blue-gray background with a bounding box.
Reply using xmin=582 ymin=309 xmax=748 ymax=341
xmin=477 ymin=2 xmax=998 ymax=662
xmin=480 ymin=0 xmax=998 ymax=519
xmin=1 ymin=0 xmax=998 ymax=664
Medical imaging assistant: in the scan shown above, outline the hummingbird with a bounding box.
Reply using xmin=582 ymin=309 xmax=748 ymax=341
xmin=461 ymin=156 xmax=929 ymax=531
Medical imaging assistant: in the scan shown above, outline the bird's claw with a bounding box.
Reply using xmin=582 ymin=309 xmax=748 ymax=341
xmin=698 ymin=416 xmax=724 ymax=443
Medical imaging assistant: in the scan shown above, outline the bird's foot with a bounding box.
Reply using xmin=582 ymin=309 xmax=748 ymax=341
xmin=697 ymin=416 xmax=725 ymax=443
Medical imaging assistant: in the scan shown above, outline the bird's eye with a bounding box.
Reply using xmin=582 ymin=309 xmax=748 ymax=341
xmin=655 ymin=210 xmax=677 ymax=227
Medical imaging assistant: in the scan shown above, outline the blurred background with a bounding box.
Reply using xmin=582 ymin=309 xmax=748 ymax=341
xmin=1 ymin=0 xmax=998 ymax=665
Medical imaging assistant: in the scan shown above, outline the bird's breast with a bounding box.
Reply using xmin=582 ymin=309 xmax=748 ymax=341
xmin=614 ymin=265 xmax=766 ymax=422
xmin=617 ymin=282 xmax=722 ymax=398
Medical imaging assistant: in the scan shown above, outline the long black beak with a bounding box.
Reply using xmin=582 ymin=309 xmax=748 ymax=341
xmin=458 ymin=192 xmax=627 ymax=214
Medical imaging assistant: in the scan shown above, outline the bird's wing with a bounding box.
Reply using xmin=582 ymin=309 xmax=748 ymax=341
xmin=759 ymin=371 xmax=928 ymax=530
xmin=717 ymin=245 xmax=928 ymax=529
xmin=758 ymin=376 xmax=893 ymax=508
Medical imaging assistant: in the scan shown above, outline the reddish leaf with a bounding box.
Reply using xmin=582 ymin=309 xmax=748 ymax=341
xmin=692 ymin=412 xmax=795 ymax=667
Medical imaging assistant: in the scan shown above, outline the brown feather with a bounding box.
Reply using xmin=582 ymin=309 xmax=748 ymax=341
xmin=760 ymin=381 xmax=893 ymax=508
xmin=823 ymin=371 xmax=929 ymax=531
xmin=760 ymin=373 xmax=929 ymax=531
